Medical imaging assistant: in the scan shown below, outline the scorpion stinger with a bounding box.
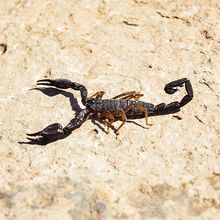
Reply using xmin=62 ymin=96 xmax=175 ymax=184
xmin=153 ymin=78 xmax=194 ymax=114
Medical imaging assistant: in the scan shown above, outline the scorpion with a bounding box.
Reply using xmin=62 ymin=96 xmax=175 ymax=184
xmin=26 ymin=78 xmax=193 ymax=142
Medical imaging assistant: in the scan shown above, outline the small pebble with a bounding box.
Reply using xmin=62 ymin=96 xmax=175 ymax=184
xmin=92 ymin=129 xmax=99 ymax=134
xmin=172 ymin=115 xmax=182 ymax=120
xmin=0 ymin=44 xmax=7 ymax=55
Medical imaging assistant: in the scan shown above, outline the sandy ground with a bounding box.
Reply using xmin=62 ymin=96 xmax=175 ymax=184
xmin=0 ymin=0 xmax=220 ymax=219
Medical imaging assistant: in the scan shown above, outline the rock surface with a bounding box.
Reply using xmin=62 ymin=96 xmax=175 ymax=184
xmin=0 ymin=0 xmax=220 ymax=219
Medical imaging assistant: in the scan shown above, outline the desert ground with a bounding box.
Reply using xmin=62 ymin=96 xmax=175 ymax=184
xmin=0 ymin=0 xmax=220 ymax=219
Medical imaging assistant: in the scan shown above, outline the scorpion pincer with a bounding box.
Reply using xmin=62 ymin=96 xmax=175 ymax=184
xmin=26 ymin=78 xmax=193 ymax=141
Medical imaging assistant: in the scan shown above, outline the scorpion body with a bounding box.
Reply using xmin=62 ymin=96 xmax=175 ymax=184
xmin=27 ymin=77 xmax=193 ymax=142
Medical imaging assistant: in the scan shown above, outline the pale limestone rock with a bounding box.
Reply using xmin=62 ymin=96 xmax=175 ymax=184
xmin=0 ymin=0 xmax=219 ymax=219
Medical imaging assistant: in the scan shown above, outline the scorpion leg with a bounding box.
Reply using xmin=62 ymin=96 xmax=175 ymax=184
xmin=37 ymin=78 xmax=88 ymax=105
xmin=114 ymin=102 xmax=152 ymax=135
xmin=112 ymin=91 xmax=135 ymax=99
xmin=97 ymin=111 xmax=114 ymax=133
xmin=112 ymin=91 xmax=143 ymax=100
xmin=26 ymin=109 xmax=91 ymax=141
xmin=133 ymin=103 xmax=152 ymax=126
xmin=115 ymin=110 xmax=127 ymax=135
xmin=121 ymin=93 xmax=143 ymax=101
xmin=88 ymin=91 xmax=105 ymax=99
xmin=124 ymin=103 xmax=151 ymax=126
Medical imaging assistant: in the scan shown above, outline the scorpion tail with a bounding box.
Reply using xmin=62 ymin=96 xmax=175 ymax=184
xmin=153 ymin=78 xmax=193 ymax=114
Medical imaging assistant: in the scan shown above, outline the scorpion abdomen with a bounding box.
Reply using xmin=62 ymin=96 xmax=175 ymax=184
xmin=89 ymin=99 xmax=131 ymax=112
xmin=88 ymin=99 xmax=155 ymax=115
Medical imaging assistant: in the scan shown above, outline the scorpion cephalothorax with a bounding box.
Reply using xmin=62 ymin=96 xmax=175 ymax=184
xmin=27 ymin=78 xmax=193 ymax=142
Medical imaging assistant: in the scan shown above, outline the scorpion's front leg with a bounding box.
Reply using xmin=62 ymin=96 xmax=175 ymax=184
xmin=88 ymin=91 xmax=105 ymax=99
xmin=26 ymin=109 xmax=91 ymax=141
xmin=37 ymin=78 xmax=88 ymax=105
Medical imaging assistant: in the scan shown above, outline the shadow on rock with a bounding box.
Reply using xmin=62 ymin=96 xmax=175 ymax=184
xmin=30 ymin=87 xmax=81 ymax=113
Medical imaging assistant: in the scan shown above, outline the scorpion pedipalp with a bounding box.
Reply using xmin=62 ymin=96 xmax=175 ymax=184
xmin=37 ymin=78 xmax=88 ymax=105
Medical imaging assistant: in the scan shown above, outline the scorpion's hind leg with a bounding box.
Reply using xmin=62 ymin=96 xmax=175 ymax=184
xmin=112 ymin=91 xmax=144 ymax=100
xmin=112 ymin=91 xmax=135 ymax=99
xmin=26 ymin=109 xmax=91 ymax=142
xmin=36 ymin=78 xmax=88 ymax=105
xmin=123 ymin=102 xmax=152 ymax=126
xmin=121 ymin=93 xmax=143 ymax=101
xmin=133 ymin=103 xmax=152 ymax=126
xmin=115 ymin=103 xmax=152 ymax=135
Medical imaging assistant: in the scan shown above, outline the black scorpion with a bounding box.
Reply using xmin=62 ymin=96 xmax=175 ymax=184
xmin=26 ymin=78 xmax=193 ymax=142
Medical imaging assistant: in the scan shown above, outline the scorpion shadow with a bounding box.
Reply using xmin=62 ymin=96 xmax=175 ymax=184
xmin=31 ymin=87 xmax=81 ymax=113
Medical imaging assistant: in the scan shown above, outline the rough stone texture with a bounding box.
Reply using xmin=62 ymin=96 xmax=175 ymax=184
xmin=0 ymin=0 xmax=220 ymax=219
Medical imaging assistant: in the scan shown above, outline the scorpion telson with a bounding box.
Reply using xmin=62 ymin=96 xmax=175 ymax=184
xmin=26 ymin=78 xmax=193 ymax=142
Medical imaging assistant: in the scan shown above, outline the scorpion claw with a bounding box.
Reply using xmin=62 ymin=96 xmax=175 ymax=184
xmin=36 ymin=78 xmax=88 ymax=105
xmin=26 ymin=131 xmax=41 ymax=136
xmin=26 ymin=123 xmax=64 ymax=141
xmin=36 ymin=79 xmax=53 ymax=86
xmin=26 ymin=137 xmax=43 ymax=142
xmin=36 ymin=78 xmax=72 ymax=89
